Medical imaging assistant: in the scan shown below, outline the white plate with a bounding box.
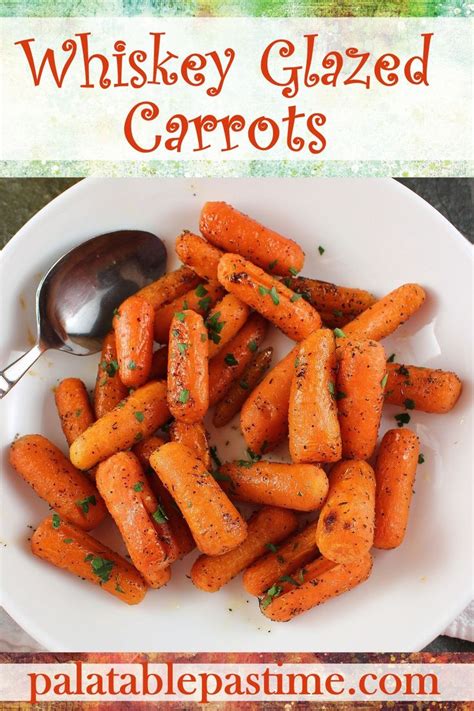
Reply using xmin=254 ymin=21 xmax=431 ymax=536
xmin=0 ymin=178 xmax=472 ymax=653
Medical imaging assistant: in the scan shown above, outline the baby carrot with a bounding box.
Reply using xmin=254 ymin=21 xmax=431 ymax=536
xmin=261 ymin=553 xmax=373 ymax=621
xmin=70 ymin=380 xmax=170 ymax=470
xmin=133 ymin=434 xmax=165 ymax=466
xmin=336 ymin=340 xmax=386 ymax=460
xmin=284 ymin=276 xmax=376 ymax=316
xmin=55 ymin=378 xmax=95 ymax=446
xmin=93 ymin=332 xmax=128 ymax=419
xmin=374 ymin=428 xmax=419 ymax=549
xmin=316 ymin=460 xmax=375 ymax=564
xmin=169 ymin=420 xmax=211 ymax=470
xmin=341 ymin=283 xmax=426 ymax=342
xmin=175 ymin=231 xmax=223 ymax=282
xmin=31 ymin=515 xmax=147 ymax=605
xmin=200 ymin=201 xmax=305 ymax=277
xmin=213 ymin=346 xmax=273 ymax=427
xmin=219 ymin=460 xmax=329 ymax=512
xmin=96 ymin=452 xmax=175 ymax=586
xmin=150 ymin=442 xmax=247 ymax=556
xmin=136 ymin=266 xmax=200 ymax=310
xmin=243 ymin=520 xmax=320 ymax=597
xmin=208 ymin=314 xmax=267 ymax=407
xmin=149 ymin=346 xmax=168 ymax=380
xmin=9 ymin=435 xmax=106 ymax=530
xmin=167 ymin=310 xmax=209 ymax=423
xmin=289 ymin=329 xmax=342 ymax=464
xmin=191 ymin=507 xmax=298 ymax=592
xmin=218 ymin=254 xmax=321 ymax=341
xmin=113 ymin=294 xmax=154 ymax=388
xmin=240 ymin=346 xmax=298 ymax=454
xmin=206 ymin=294 xmax=250 ymax=359
xmin=384 ymin=362 xmax=462 ymax=413
xmin=153 ymin=280 xmax=224 ymax=344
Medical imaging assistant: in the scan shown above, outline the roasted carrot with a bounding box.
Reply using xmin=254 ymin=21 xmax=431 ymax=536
xmin=149 ymin=346 xmax=168 ymax=379
xmin=55 ymin=378 xmax=95 ymax=447
xmin=150 ymin=443 xmax=247 ymax=556
xmin=336 ymin=340 xmax=386 ymax=460
xmin=316 ymin=460 xmax=375 ymax=564
xmin=206 ymin=294 xmax=250 ymax=359
xmin=9 ymin=435 xmax=106 ymax=530
xmin=289 ymin=329 xmax=342 ymax=464
xmin=70 ymin=380 xmax=170 ymax=470
xmin=284 ymin=276 xmax=376 ymax=316
xmin=219 ymin=460 xmax=328 ymax=512
xmin=261 ymin=552 xmax=373 ymax=621
xmin=93 ymin=332 xmax=129 ymax=419
xmin=31 ymin=515 xmax=147 ymax=605
xmin=113 ymin=294 xmax=154 ymax=388
xmin=175 ymin=231 xmax=223 ymax=282
xmin=153 ymin=280 xmax=224 ymax=344
xmin=218 ymin=254 xmax=320 ymax=341
xmin=191 ymin=507 xmax=298 ymax=592
xmin=374 ymin=428 xmax=419 ymax=549
xmin=96 ymin=452 xmax=176 ymax=586
xmin=243 ymin=520 xmax=320 ymax=597
xmin=200 ymin=201 xmax=305 ymax=277
xmin=213 ymin=347 xmax=273 ymax=427
xmin=167 ymin=310 xmax=209 ymax=423
xmin=240 ymin=345 xmax=298 ymax=454
xmin=136 ymin=266 xmax=200 ymax=310
xmin=340 ymin=284 xmax=426 ymax=342
xmin=384 ymin=362 xmax=462 ymax=413
xmin=208 ymin=314 xmax=267 ymax=407
xmin=169 ymin=420 xmax=211 ymax=470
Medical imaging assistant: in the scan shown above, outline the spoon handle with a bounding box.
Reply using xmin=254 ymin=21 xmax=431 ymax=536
xmin=0 ymin=344 xmax=44 ymax=399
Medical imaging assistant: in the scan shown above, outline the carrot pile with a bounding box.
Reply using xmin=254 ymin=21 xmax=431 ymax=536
xmin=9 ymin=201 xmax=462 ymax=620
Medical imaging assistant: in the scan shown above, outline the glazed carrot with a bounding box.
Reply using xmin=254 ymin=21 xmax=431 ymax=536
xmin=136 ymin=266 xmax=200 ymax=310
xmin=218 ymin=254 xmax=321 ymax=341
xmin=169 ymin=420 xmax=211 ymax=470
xmin=289 ymin=329 xmax=342 ymax=464
xmin=149 ymin=346 xmax=168 ymax=379
xmin=316 ymin=460 xmax=375 ymax=564
xmin=175 ymin=231 xmax=223 ymax=282
xmin=153 ymin=280 xmax=224 ymax=344
xmin=96 ymin=452 xmax=176 ymax=586
xmin=261 ymin=552 xmax=373 ymax=621
xmin=336 ymin=340 xmax=386 ymax=460
xmin=219 ymin=460 xmax=328 ymax=512
xmin=200 ymin=202 xmax=305 ymax=277
xmin=284 ymin=276 xmax=376 ymax=316
xmin=243 ymin=520 xmax=320 ymax=597
xmin=213 ymin=347 xmax=273 ymax=427
xmin=206 ymin=294 xmax=250 ymax=358
xmin=31 ymin=515 xmax=147 ymax=605
xmin=150 ymin=442 xmax=247 ymax=556
xmin=70 ymin=380 xmax=170 ymax=470
xmin=167 ymin=310 xmax=209 ymax=423
xmin=374 ymin=428 xmax=419 ymax=549
xmin=9 ymin=435 xmax=106 ymax=530
xmin=341 ymin=284 xmax=426 ymax=342
xmin=208 ymin=314 xmax=267 ymax=407
xmin=241 ymin=346 xmax=298 ymax=454
xmin=93 ymin=332 xmax=129 ymax=419
xmin=384 ymin=362 xmax=462 ymax=413
xmin=55 ymin=378 xmax=95 ymax=446
xmin=113 ymin=295 xmax=154 ymax=388
xmin=191 ymin=507 xmax=298 ymax=592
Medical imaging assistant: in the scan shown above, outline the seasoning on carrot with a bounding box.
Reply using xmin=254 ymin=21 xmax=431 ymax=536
xmin=113 ymin=294 xmax=154 ymax=388
xmin=169 ymin=420 xmax=211 ymax=470
xmin=289 ymin=329 xmax=342 ymax=464
xmin=149 ymin=442 xmax=247 ymax=556
xmin=93 ymin=332 xmax=129 ymax=419
xmin=9 ymin=435 xmax=107 ymax=530
xmin=136 ymin=266 xmax=200 ymax=310
xmin=167 ymin=310 xmax=209 ymax=423
xmin=191 ymin=507 xmax=298 ymax=592
xmin=149 ymin=346 xmax=168 ymax=380
xmin=206 ymin=293 xmax=250 ymax=358
xmin=175 ymin=231 xmax=223 ymax=282
xmin=200 ymin=201 xmax=305 ymax=277
xmin=374 ymin=428 xmax=419 ymax=549
xmin=217 ymin=253 xmax=321 ymax=341
xmin=316 ymin=460 xmax=375 ymax=564
xmin=31 ymin=515 xmax=147 ymax=605
xmin=384 ymin=363 xmax=462 ymax=413
xmin=284 ymin=276 xmax=376 ymax=316
xmin=54 ymin=378 xmax=95 ymax=446
xmin=153 ymin=280 xmax=224 ymax=344
xmin=70 ymin=380 xmax=170 ymax=470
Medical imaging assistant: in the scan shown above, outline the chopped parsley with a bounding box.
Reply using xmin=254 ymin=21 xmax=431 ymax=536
xmin=279 ymin=574 xmax=300 ymax=586
xmin=248 ymin=339 xmax=258 ymax=353
xmin=198 ymin=296 xmax=212 ymax=312
xmin=152 ymin=506 xmax=169 ymax=524
xmin=268 ymin=259 xmax=278 ymax=271
xmin=288 ymin=266 xmax=299 ymax=276
xmin=237 ymin=448 xmax=261 ymax=468
xmin=239 ymin=379 xmax=249 ymax=390
xmin=133 ymin=481 xmax=144 ymax=492
xmin=177 ymin=342 xmax=189 ymax=355
xmin=328 ymin=382 xmax=335 ymax=397
xmin=195 ymin=284 xmax=208 ymax=297
xmin=381 ymin=374 xmax=389 ymax=390
xmin=100 ymin=359 xmax=119 ymax=377
xmin=77 ymin=495 xmax=97 ymax=514
xmin=258 ymin=285 xmax=280 ymax=305
xmin=127 ymin=360 xmax=137 ymax=371
xmin=336 ymin=390 xmax=347 ymax=400
xmin=333 ymin=309 xmax=343 ymax=317
xmin=179 ymin=389 xmax=190 ymax=404
xmin=318 ymin=246 xmax=325 ymax=255
xmin=175 ymin=311 xmax=186 ymax=322
xmin=63 ymin=538 xmax=73 ymax=544
xmin=397 ymin=365 xmax=409 ymax=377
xmin=200 ymin=332 xmax=208 ymax=342
xmin=290 ymin=293 xmax=303 ymax=302
xmin=52 ymin=513 xmax=61 ymax=529
xmin=206 ymin=312 xmax=225 ymax=344
xmin=210 ymin=445 xmax=222 ymax=467
xmin=75 ymin=408 xmax=83 ymax=418
xmin=134 ymin=411 xmax=144 ymax=422
xmin=265 ymin=543 xmax=278 ymax=554
xmin=134 ymin=432 xmax=143 ymax=442
xmin=87 ymin=556 xmax=114 ymax=584
xmin=182 ymin=299 xmax=189 ymax=310
xmin=387 ymin=353 xmax=396 ymax=363
xmin=115 ymin=582 xmax=125 ymax=593
xmin=224 ymin=353 xmax=238 ymax=366
xmin=404 ymin=398 xmax=415 ymax=410
xmin=418 ymin=453 xmax=425 ymax=464
xmin=172 ymin=328 xmax=180 ymax=338
xmin=212 ymin=470 xmax=232 ymax=483
xmin=112 ymin=308 xmax=120 ymax=319
xmin=261 ymin=584 xmax=283 ymax=609
xmin=333 ymin=328 xmax=346 ymax=338
xmin=395 ymin=412 xmax=411 ymax=427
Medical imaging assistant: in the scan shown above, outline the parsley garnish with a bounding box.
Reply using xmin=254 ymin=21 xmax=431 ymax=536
xmin=279 ymin=574 xmax=300 ymax=586
xmin=268 ymin=259 xmax=278 ymax=271
xmin=397 ymin=365 xmax=409 ymax=377
xmin=75 ymin=408 xmax=83 ymax=417
xmin=212 ymin=470 xmax=232 ymax=483
xmin=100 ymin=359 xmax=118 ymax=377
xmin=133 ymin=481 xmax=144 ymax=492
xmin=387 ymin=353 xmax=396 ymax=363
xmin=266 ymin=543 xmax=278 ymax=553
xmin=224 ymin=353 xmax=238 ymax=366
xmin=288 ymin=267 xmax=299 ymax=276
xmin=336 ymin=391 xmax=347 ymax=400
xmin=179 ymin=389 xmax=190 ymax=404
xmin=333 ymin=309 xmax=343 ymax=317
xmin=152 ymin=506 xmax=168 ymax=524
xmin=210 ymin=445 xmax=222 ymax=467
xmin=258 ymin=285 xmax=280 ymax=305
xmin=237 ymin=448 xmax=261 ymax=468
xmin=134 ymin=411 xmax=144 ymax=422
xmin=290 ymin=293 xmax=303 ymax=302
xmin=239 ymin=380 xmax=249 ymax=389
xmin=183 ymin=299 xmax=189 ymax=310
xmin=172 ymin=328 xmax=180 ymax=338
xmin=134 ymin=432 xmax=143 ymax=442
xmin=328 ymin=382 xmax=335 ymax=397
xmin=381 ymin=374 xmax=388 ymax=390
xmin=318 ymin=246 xmax=325 ymax=255
xmin=418 ymin=453 xmax=425 ymax=464
xmin=128 ymin=360 xmax=137 ymax=370
xmin=206 ymin=312 xmax=225 ymax=344
xmin=195 ymin=284 xmax=208 ymax=297
xmin=334 ymin=328 xmax=346 ymax=338
xmin=395 ymin=412 xmax=411 ymax=427
xmin=112 ymin=308 xmax=120 ymax=319
xmin=52 ymin=513 xmax=60 ymax=529
xmin=261 ymin=584 xmax=283 ymax=609
xmin=248 ymin=339 xmax=258 ymax=353
xmin=77 ymin=495 xmax=97 ymax=514
xmin=198 ymin=296 xmax=212 ymax=312
xmin=404 ymin=398 xmax=415 ymax=410
xmin=177 ymin=342 xmax=189 ymax=355
xmin=175 ymin=311 xmax=186 ymax=322
xmin=200 ymin=332 xmax=208 ymax=342
xmin=88 ymin=556 xmax=114 ymax=584
xmin=115 ymin=582 xmax=125 ymax=593
xmin=63 ymin=538 xmax=73 ymax=544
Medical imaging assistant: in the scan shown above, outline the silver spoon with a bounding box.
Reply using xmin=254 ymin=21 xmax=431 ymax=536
xmin=0 ymin=230 xmax=167 ymax=398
